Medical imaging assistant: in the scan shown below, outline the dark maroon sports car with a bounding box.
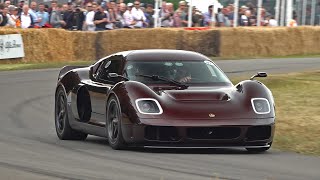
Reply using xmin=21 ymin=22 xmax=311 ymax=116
xmin=55 ymin=49 xmax=275 ymax=152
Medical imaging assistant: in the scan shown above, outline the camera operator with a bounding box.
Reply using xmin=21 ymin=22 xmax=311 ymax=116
xmin=69 ymin=5 xmax=85 ymax=30
xmin=160 ymin=1 xmax=173 ymax=27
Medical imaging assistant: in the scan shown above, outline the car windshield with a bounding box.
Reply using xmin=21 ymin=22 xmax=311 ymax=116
xmin=124 ymin=60 xmax=232 ymax=85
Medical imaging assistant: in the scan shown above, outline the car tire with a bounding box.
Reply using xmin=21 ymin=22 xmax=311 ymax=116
xmin=246 ymin=142 xmax=272 ymax=153
xmin=106 ymin=96 xmax=126 ymax=150
xmin=55 ymin=86 xmax=88 ymax=140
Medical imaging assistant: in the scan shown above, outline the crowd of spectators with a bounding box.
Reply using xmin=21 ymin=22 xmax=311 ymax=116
xmin=0 ymin=0 xmax=287 ymax=31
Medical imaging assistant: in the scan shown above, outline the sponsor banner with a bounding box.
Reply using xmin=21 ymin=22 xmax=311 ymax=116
xmin=0 ymin=34 xmax=25 ymax=60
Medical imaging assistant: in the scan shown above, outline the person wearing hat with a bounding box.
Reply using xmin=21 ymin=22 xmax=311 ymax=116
xmin=123 ymin=2 xmax=136 ymax=28
xmin=131 ymin=0 xmax=147 ymax=28
xmin=8 ymin=5 xmax=20 ymax=28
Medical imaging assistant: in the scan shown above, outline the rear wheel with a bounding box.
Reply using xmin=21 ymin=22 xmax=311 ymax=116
xmin=106 ymin=96 xmax=126 ymax=150
xmin=55 ymin=86 xmax=88 ymax=140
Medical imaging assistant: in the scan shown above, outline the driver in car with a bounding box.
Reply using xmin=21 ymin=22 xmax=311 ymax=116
xmin=175 ymin=67 xmax=192 ymax=83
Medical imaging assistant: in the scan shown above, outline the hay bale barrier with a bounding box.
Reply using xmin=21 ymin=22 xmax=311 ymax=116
xmin=0 ymin=27 xmax=320 ymax=64
xmin=180 ymin=29 xmax=220 ymax=56
xmin=71 ymin=31 xmax=96 ymax=61
xmin=219 ymin=26 xmax=320 ymax=58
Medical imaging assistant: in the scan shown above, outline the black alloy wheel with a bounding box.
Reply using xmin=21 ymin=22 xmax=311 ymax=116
xmin=106 ymin=96 xmax=126 ymax=150
xmin=55 ymin=86 xmax=88 ymax=140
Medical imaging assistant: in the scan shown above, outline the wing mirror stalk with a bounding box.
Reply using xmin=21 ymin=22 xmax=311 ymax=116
xmin=108 ymin=73 xmax=129 ymax=81
xmin=250 ymin=72 xmax=268 ymax=80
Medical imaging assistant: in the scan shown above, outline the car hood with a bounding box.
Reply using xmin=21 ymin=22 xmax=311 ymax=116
xmin=138 ymin=85 xmax=275 ymax=120
xmin=120 ymin=81 xmax=275 ymax=121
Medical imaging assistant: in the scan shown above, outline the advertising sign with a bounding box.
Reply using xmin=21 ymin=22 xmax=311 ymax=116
xmin=0 ymin=34 xmax=25 ymax=60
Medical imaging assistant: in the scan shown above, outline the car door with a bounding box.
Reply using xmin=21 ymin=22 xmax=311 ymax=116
xmin=85 ymin=55 xmax=125 ymax=126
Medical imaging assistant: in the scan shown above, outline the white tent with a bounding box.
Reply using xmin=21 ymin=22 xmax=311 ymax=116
xmin=184 ymin=0 xmax=223 ymax=27
xmin=185 ymin=0 xmax=223 ymax=13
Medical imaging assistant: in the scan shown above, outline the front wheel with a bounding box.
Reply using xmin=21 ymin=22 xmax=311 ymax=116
xmin=106 ymin=96 xmax=126 ymax=150
xmin=55 ymin=86 xmax=88 ymax=140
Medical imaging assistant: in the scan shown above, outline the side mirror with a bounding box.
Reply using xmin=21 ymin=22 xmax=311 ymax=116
xmin=250 ymin=72 xmax=267 ymax=80
xmin=108 ymin=73 xmax=129 ymax=81
xmin=108 ymin=73 xmax=118 ymax=78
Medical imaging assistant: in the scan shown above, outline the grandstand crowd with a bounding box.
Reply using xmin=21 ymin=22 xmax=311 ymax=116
xmin=0 ymin=0 xmax=287 ymax=31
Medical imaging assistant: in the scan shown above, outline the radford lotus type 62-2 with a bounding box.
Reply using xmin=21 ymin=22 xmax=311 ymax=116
xmin=55 ymin=49 xmax=275 ymax=152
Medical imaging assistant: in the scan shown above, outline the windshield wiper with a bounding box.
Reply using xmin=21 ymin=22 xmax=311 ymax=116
xmin=135 ymin=74 xmax=189 ymax=89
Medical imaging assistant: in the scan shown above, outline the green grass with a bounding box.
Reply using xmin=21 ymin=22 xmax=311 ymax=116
xmin=0 ymin=61 xmax=94 ymax=71
xmin=232 ymin=71 xmax=320 ymax=156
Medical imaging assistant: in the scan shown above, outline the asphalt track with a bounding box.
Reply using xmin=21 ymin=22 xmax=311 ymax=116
xmin=0 ymin=58 xmax=320 ymax=180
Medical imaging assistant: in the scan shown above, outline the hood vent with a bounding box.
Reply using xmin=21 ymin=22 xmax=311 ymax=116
xmin=165 ymin=90 xmax=231 ymax=101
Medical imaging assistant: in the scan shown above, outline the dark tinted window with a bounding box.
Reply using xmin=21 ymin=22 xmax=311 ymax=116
xmin=124 ymin=60 xmax=231 ymax=85
xmin=96 ymin=59 xmax=122 ymax=83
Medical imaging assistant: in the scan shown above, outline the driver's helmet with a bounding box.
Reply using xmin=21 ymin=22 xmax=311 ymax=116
xmin=125 ymin=64 xmax=141 ymax=80
xmin=173 ymin=63 xmax=190 ymax=80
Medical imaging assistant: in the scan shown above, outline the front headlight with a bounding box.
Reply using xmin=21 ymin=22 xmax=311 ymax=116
xmin=251 ymin=98 xmax=271 ymax=114
xmin=135 ymin=98 xmax=163 ymax=115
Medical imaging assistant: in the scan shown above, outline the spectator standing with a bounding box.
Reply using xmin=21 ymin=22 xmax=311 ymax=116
xmin=216 ymin=8 xmax=225 ymax=27
xmin=84 ymin=2 xmax=95 ymax=31
xmin=226 ymin=4 xmax=234 ymax=26
xmin=203 ymin=5 xmax=215 ymax=27
xmin=17 ymin=0 xmax=24 ymax=16
xmin=36 ymin=3 xmax=49 ymax=27
xmin=267 ymin=15 xmax=278 ymax=27
xmin=70 ymin=5 xmax=85 ymax=30
xmin=28 ymin=1 xmax=39 ymax=25
xmin=0 ymin=6 xmax=15 ymax=27
xmin=240 ymin=10 xmax=251 ymax=26
xmin=287 ymin=15 xmax=298 ymax=27
xmin=94 ymin=5 xmax=107 ymax=31
xmin=123 ymin=2 xmax=135 ymax=28
xmin=192 ymin=7 xmax=200 ymax=27
xmin=50 ymin=4 xmax=66 ymax=28
xmin=222 ymin=8 xmax=231 ymax=27
xmin=105 ymin=8 xmax=116 ymax=30
xmin=48 ymin=1 xmax=58 ymax=16
xmin=62 ymin=3 xmax=73 ymax=30
xmin=131 ymin=1 xmax=147 ymax=28
xmin=185 ymin=7 xmax=200 ymax=27
xmin=160 ymin=1 xmax=173 ymax=27
xmin=0 ymin=4 xmax=8 ymax=27
xmin=114 ymin=2 xmax=126 ymax=28
xmin=5 ymin=1 xmax=11 ymax=6
xmin=8 ymin=6 xmax=20 ymax=28
xmin=144 ymin=4 xmax=154 ymax=28
xmin=20 ymin=5 xmax=34 ymax=28
xmin=174 ymin=1 xmax=187 ymax=27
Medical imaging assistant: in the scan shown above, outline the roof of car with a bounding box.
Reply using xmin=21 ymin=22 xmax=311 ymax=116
xmin=119 ymin=49 xmax=210 ymax=61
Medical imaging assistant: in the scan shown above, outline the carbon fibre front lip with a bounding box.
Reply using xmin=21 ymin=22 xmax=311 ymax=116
xmin=143 ymin=145 xmax=270 ymax=149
